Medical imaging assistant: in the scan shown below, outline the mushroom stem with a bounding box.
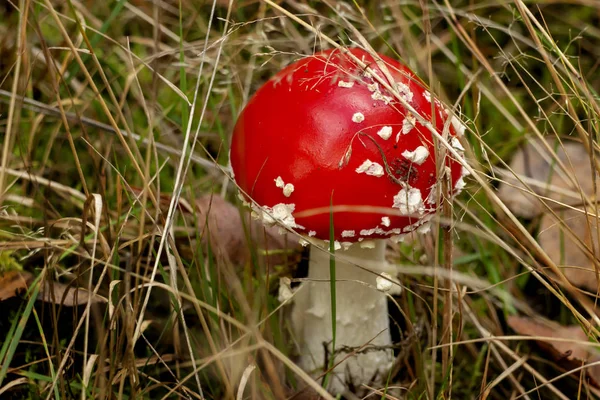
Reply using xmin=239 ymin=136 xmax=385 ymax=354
xmin=291 ymin=240 xmax=394 ymax=394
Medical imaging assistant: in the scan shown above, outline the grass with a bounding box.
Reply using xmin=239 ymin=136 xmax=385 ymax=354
xmin=1 ymin=0 xmax=600 ymax=399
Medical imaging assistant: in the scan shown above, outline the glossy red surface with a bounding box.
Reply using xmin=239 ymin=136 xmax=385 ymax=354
xmin=230 ymin=48 xmax=464 ymax=241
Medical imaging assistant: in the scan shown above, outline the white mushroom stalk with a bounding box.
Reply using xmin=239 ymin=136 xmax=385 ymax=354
xmin=291 ymin=240 xmax=398 ymax=394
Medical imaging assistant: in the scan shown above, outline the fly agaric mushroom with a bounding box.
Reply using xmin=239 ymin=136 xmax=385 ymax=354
xmin=230 ymin=47 xmax=467 ymax=394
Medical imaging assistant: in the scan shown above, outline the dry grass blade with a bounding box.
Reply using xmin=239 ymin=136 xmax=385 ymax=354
xmin=236 ymin=364 xmax=256 ymax=400
xmin=0 ymin=0 xmax=27 ymax=201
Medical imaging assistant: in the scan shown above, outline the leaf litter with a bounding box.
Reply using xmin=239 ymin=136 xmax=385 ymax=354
xmin=498 ymin=136 xmax=600 ymax=290
xmin=0 ymin=270 xmax=105 ymax=306
xmin=0 ymin=270 xmax=33 ymax=301
xmin=538 ymin=209 xmax=600 ymax=291
xmin=508 ymin=315 xmax=600 ymax=385
xmin=497 ymin=136 xmax=598 ymax=219
xmin=38 ymin=280 xmax=106 ymax=306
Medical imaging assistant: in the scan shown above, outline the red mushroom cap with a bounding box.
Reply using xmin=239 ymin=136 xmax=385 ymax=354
xmin=230 ymin=47 xmax=466 ymax=243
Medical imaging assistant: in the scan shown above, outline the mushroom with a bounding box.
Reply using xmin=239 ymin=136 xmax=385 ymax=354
xmin=229 ymin=47 xmax=466 ymax=394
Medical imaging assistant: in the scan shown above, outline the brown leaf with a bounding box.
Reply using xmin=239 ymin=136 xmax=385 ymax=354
xmin=0 ymin=272 xmax=102 ymax=307
xmin=0 ymin=271 xmax=33 ymax=301
xmin=38 ymin=280 xmax=106 ymax=306
xmin=508 ymin=316 xmax=600 ymax=384
xmin=538 ymin=209 xmax=600 ymax=291
xmin=508 ymin=316 xmax=591 ymax=359
xmin=194 ymin=195 xmax=301 ymax=266
xmin=497 ymin=137 xmax=598 ymax=218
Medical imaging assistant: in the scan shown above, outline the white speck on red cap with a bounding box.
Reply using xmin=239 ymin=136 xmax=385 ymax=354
xmin=352 ymin=112 xmax=365 ymax=123
xmin=451 ymin=137 xmax=465 ymax=151
xmin=257 ymin=203 xmax=303 ymax=230
xmin=371 ymin=91 xmax=393 ymax=104
xmin=377 ymin=126 xmax=393 ymax=140
xmin=355 ymin=160 xmax=384 ymax=177
xmin=360 ymin=228 xmax=377 ymax=236
xmin=401 ymin=114 xmax=416 ymax=135
xmin=393 ymin=188 xmax=424 ymax=216
xmin=461 ymin=166 xmax=471 ymax=177
xmin=402 ymin=146 xmax=430 ymax=165
xmin=367 ymin=82 xmax=379 ymax=92
xmin=425 ymin=183 xmax=438 ymax=205
xmin=275 ymin=176 xmax=294 ymax=197
xmin=341 ymin=230 xmax=355 ymax=238
xmin=282 ymin=184 xmax=294 ymax=197
xmin=396 ymin=82 xmax=414 ymax=103
xmin=423 ymin=90 xmax=431 ymax=103
xmin=451 ymin=115 xmax=466 ymax=136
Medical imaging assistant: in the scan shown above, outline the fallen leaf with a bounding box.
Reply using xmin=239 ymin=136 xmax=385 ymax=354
xmin=0 ymin=270 xmax=33 ymax=301
xmin=0 ymin=272 xmax=102 ymax=306
xmin=508 ymin=316 xmax=591 ymax=359
xmin=497 ymin=137 xmax=598 ymax=218
xmin=538 ymin=209 xmax=600 ymax=291
xmin=507 ymin=315 xmax=600 ymax=384
xmin=38 ymin=280 xmax=107 ymax=306
xmin=194 ymin=195 xmax=301 ymax=266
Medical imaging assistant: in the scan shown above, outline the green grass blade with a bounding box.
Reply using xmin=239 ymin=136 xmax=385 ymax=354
xmin=0 ymin=273 xmax=42 ymax=386
xmin=323 ymin=194 xmax=337 ymax=389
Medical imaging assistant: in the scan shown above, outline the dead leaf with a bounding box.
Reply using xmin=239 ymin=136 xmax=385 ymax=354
xmin=0 ymin=270 xmax=33 ymax=301
xmin=507 ymin=315 xmax=600 ymax=384
xmin=497 ymin=137 xmax=598 ymax=218
xmin=194 ymin=195 xmax=301 ymax=266
xmin=538 ymin=209 xmax=600 ymax=291
xmin=0 ymin=272 xmax=102 ymax=307
xmin=508 ymin=316 xmax=590 ymax=359
xmin=38 ymin=280 xmax=107 ymax=306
